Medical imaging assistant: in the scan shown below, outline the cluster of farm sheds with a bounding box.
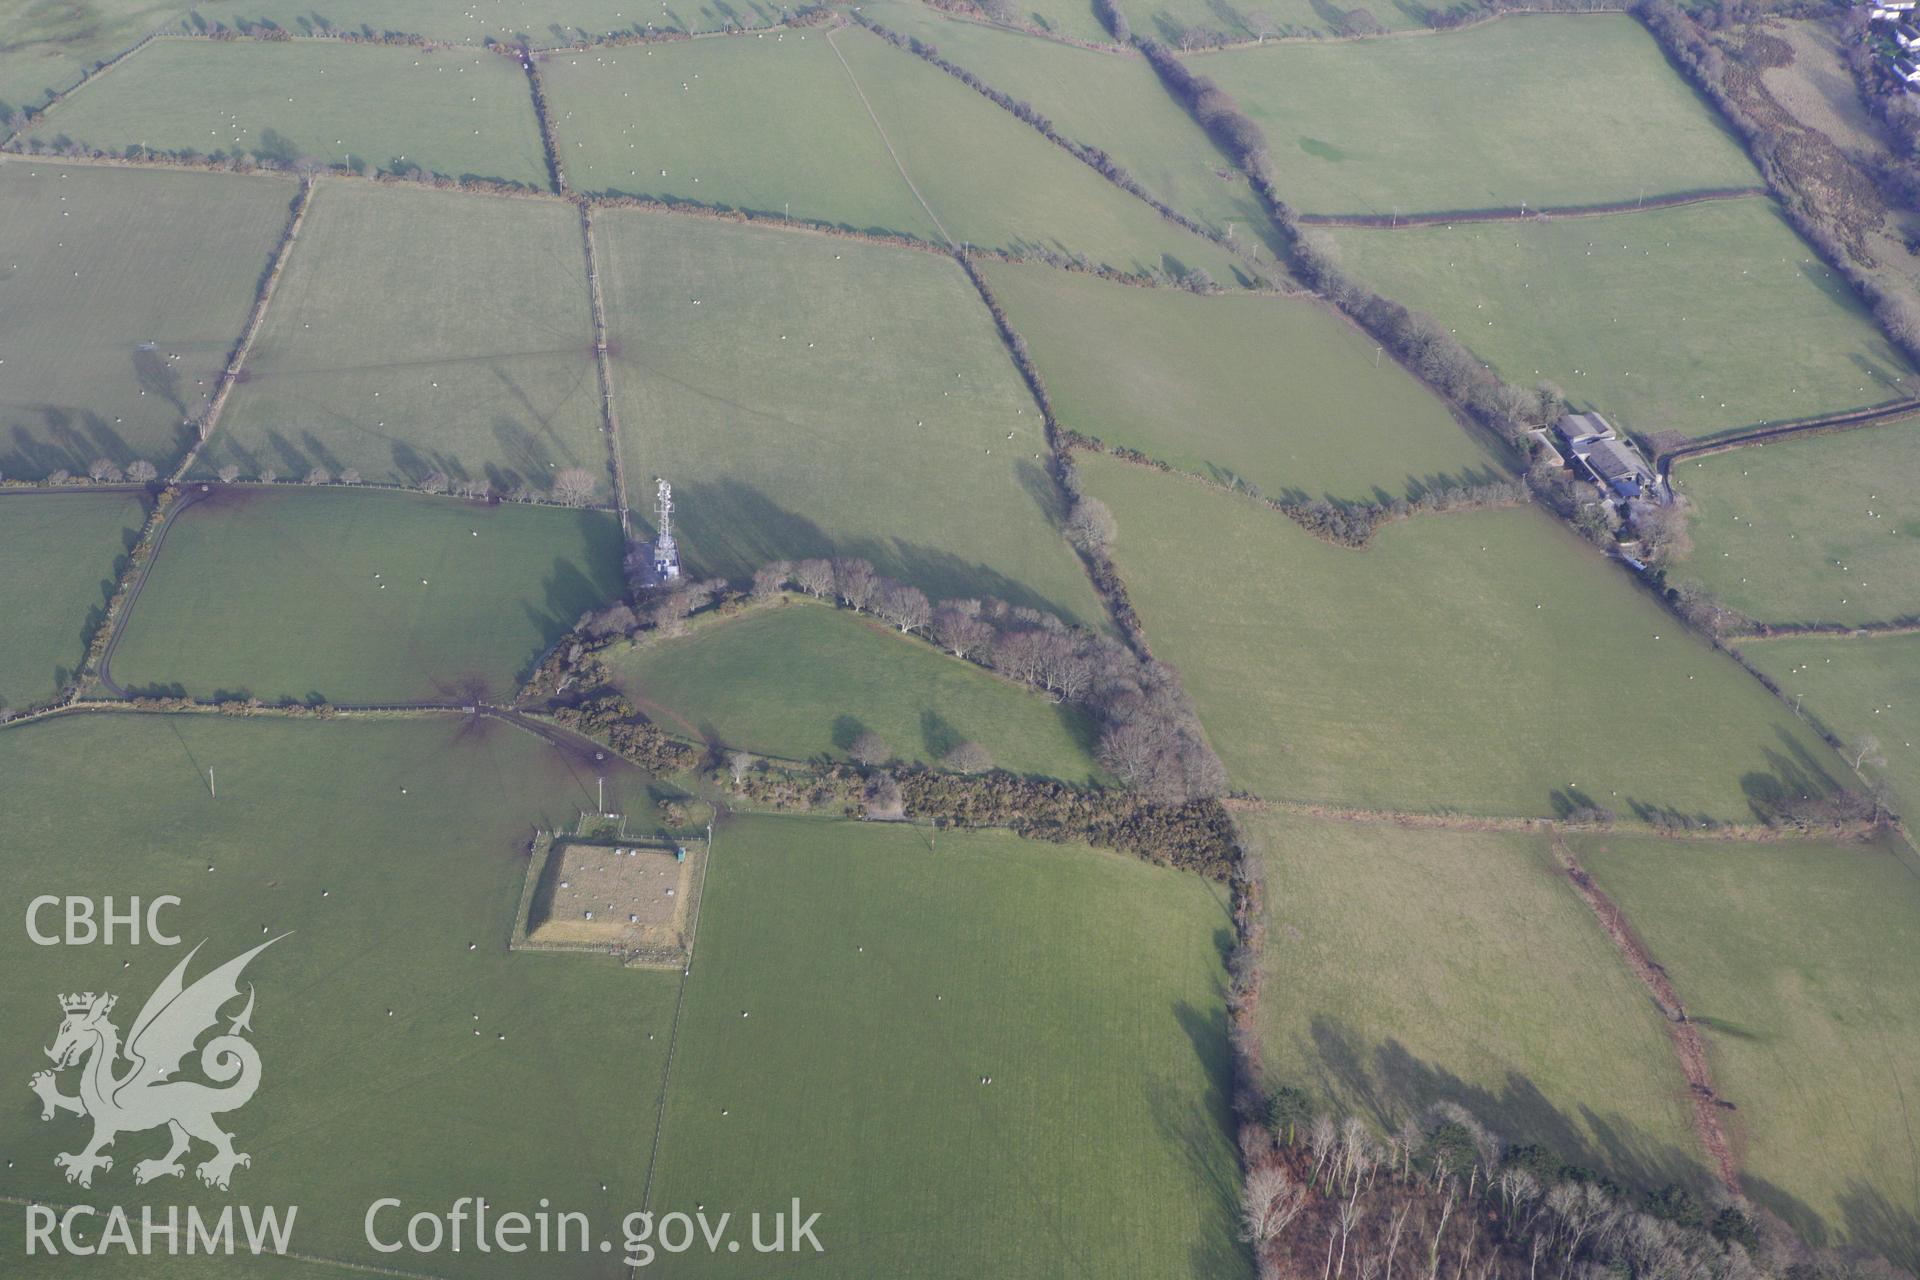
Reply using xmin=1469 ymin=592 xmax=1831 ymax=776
xmin=1864 ymin=0 xmax=1920 ymax=91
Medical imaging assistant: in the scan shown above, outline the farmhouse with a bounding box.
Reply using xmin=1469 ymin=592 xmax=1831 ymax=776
xmin=1555 ymin=412 xmax=1663 ymax=502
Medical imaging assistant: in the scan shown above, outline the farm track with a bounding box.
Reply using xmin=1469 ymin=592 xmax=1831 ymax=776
xmin=91 ymin=483 xmax=212 ymax=698
xmin=578 ymin=201 xmax=632 ymax=535
xmin=1658 ymin=396 xmax=1920 ymax=475
xmin=824 ymin=26 xmax=954 ymax=247
xmin=1549 ymin=835 xmax=1743 ymax=1192
xmin=169 ymin=176 xmax=317 ymax=483
xmin=1295 ymin=185 xmax=1771 ymax=229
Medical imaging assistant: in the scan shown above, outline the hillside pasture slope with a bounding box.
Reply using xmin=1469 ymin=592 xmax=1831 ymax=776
xmin=649 ymin=814 xmax=1245 ymax=1278
xmin=986 ymin=261 xmax=1500 ymax=502
xmin=1083 ymin=452 xmax=1841 ymax=820
xmin=603 ymin=598 xmax=1103 ymax=778
xmin=597 ymin=210 xmax=1108 ymax=625
xmin=1326 ymin=198 xmax=1915 ymax=440
xmin=0 ymin=491 xmax=145 ymax=709
xmin=1244 ymin=811 xmax=1705 ymax=1191
xmin=196 ymin=180 xmax=607 ymax=493
xmin=1669 ymin=420 xmax=1920 ymax=627
xmin=829 ymin=24 xmax=1251 ymax=283
xmin=542 ymin=32 xmax=943 ymax=240
xmin=1574 ymin=832 xmax=1920 ymax=1266
xmin=170 ymin=0 xmax=783 ymax=43
xmin=852 ymin=3 xmax=1266 ymax=242
xmin=25 ymin=38 xmax=550 ymax=188
xmin=1742 ymin=631 xmax=1920 ymax=823
xmin=108 ymin=487 xmax=624 ymax=704
xmin=0 ymin=713 xmax=681 ymax=1279
xmin=0 ymin=162 xmax=295 ymax=480
xmin=0 ymin=0 xmax=179 ymax=115
xmin=1199 ymin=14 xmax=1756 ymax=217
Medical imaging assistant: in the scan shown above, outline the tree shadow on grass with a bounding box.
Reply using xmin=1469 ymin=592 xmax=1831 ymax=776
xmin=1161 ymin=941 xmax=1252 ymax=1280
xmin=1296 ymin=1016 xmax=1712 ymax=1195
xmin=674 ymin=478 xmax=1090 ymax=624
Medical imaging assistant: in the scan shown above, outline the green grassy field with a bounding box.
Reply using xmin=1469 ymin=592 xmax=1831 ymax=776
xmin=1128 ymin=0 xmax=1430 ymax=42
xmin=1327 ymin=198 xmax=1916 ymax=439
xmin=854 ymin=4 xmax=1269 ymax=243
xmin=0 ymin=491 xmax=146 ymax=710
xmin=1669 ymin=420 xmax=1920 ymax=627
xmin=0 ymin=712 xmax=683 ymax=1278
xmin=0 ymin=161 xmax=295 ymax=480
xmin=110 ymin=487 xmax=624 ymax=704
xmin=1200 ymin=15 xmax=1757 ymax=216
xmin=1243 ymin=811 xmax=1705 ymax=1189
xmin=546 ymin=25 xmax=1249 ymax=280
xmin=194 ymin=180 xmax=607 ymax=493
xmin=1742 ymin=632 xmax=1920 ymax=822
xmin=603 ymin=597 xmax=1102 ymax=778
xmin=177 ymin=0 xmax=786 ymax=40
xmin=1083 ymin=452 xmax=1840 ymax=819
xmin=0 ymin=0 xmax=178 ymax=115
xmin=596 ymin=210 xmax=1108 ymax=624
xmin=24 ymin=38 xmax=549 ymax=187
xmin=542 ymin=33 xmax=942 ymax=238
xmin=1574 ymin=832 xmax=1920 ymax=1264
xmin=833 ymin=25 xmax=1250 ymax=282
xmin=985 ymin=260 xmax=1502 ymax=501
xmin=648 ymin=813 xmax=1245 ymax=1278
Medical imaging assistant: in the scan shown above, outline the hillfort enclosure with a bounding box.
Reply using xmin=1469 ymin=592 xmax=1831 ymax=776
xmin=2 ymin=0 xmax=1918 ymax=1276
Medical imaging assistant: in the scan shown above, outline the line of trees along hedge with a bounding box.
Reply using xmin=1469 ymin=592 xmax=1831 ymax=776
xmin=1637 ymin=0 xmax=1920 ymax=363
xmin=1132 ymin=35 xmax=1555 ymax=452
xmin=727 ymin=759 xmax=1239 ymax=878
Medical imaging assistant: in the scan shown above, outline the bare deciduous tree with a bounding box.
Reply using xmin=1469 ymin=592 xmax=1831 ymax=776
xmin=216 ymin=465 xmax=240 ymax=484
xmin=849 ymin=730 xmax=892 ymax=766
xmin=1065 ymin=495 xmax=1117 ymax=554
xmin=875 ymin=583 xmax=931 ymax=633
xmin=126 ymin=460 xmax=157 ymax=483
xmin=304 ymin=466 xmax=331 ymax=485
xmin=727 ymin=750 xmax=753 ymax=786
xmin=418 ymin=470 xmax=449 ymax=495
xmin=338 ymin=468 xmax=361 ymax=485
xmin=1241 ymin=1163 xmax=1307 ymax=1245
xmin=551 ymin=467 xmax=597 ymax=507
xmin=87 ymin=458 xmax=122 ymax=483
xmin=792 ymin=558 xmax=834 ymax=599
xmin=833 ymin=557 xmax=878 ymax=612
xmin=941 ymin=742 xmax=993 ymax=774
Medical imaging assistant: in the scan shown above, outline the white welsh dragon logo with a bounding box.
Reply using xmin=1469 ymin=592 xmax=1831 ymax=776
xmin=29 ymin=937 xmax=283 ymax=1191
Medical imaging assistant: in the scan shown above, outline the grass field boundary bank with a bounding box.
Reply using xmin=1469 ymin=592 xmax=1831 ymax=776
xmin=1638 ymin=0 xmax=1920 ymax=369
xmin=956 ymin=255 xmax=1152 ymax=652
xmin=1223 ymin=793 xmax=1888 ymax=842
xmin=849 ymin=11 xmax=1268 ymax=282
xmin=1730 ymin=618 xmax=1920 ymax=642
xmin=78 ymin=483 xmax=199 ymax=699
xmin=1296 ymin=184 xmax=1771 ymax=227
xmin=519 ymin=48 xmax=565 ymax=194
xmin=823 ymin=25 xmax=955 ymax=246
xmin=578 ymin=203 xmax=630 ymax=533
xmin=0 ymin=150 xmax=1239 ymax=293
xmin=1061 ymin=427 xmax=1529 ymax=547
xmin=1550 ymin=834 xmax=1740 ymax=1189
xmin=1656 ymin=397 xmax=1920 ymax=468
xmin=169 ymin=176 xmax=316 ymax=482
xmin=0 ymin=30 xmax=168 ymax=145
